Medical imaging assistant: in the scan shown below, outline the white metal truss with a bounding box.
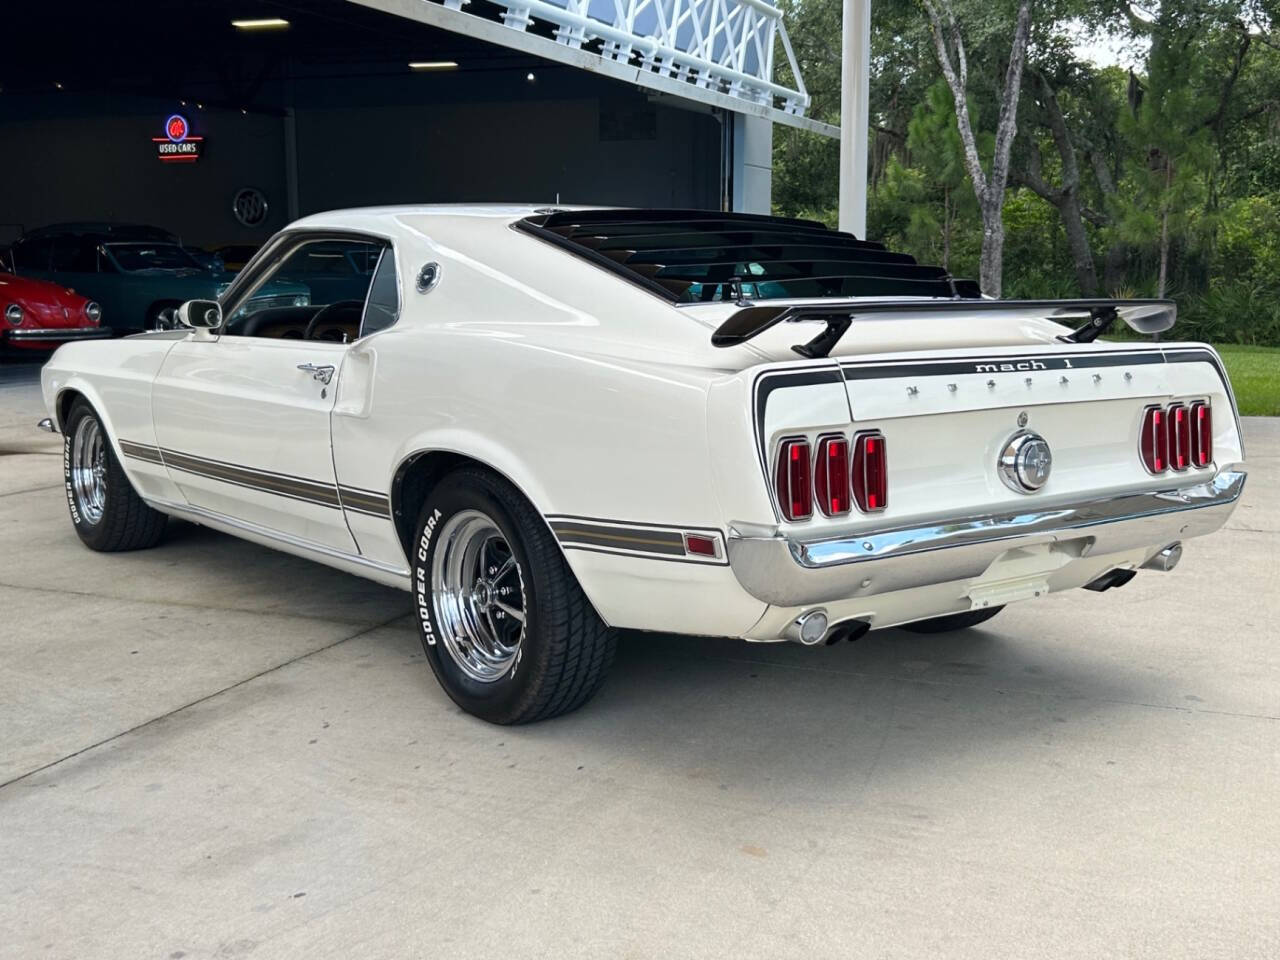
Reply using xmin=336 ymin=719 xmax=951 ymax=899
xmin=349 ymin=0 xmax=831 ymax=134
xmin=456 ymin=0 xmax=809 ymax=115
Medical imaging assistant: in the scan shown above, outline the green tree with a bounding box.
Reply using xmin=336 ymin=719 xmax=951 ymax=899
xmin=920 ymin=0 xmax=1034 ymax=296
xmin=1116 ymin=14 xmax=1216 ymax=297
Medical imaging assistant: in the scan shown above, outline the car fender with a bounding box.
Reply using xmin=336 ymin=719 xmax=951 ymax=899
xmin=42 ymin=338 xmax=186 ymax=504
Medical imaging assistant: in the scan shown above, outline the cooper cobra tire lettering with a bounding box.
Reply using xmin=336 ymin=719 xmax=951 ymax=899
xmin=63 ymin=432 xmax=82 ymax=526
xmin=415 ymin=508 xmax=442 ymax=645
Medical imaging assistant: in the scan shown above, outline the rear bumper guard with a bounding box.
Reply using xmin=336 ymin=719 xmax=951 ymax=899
xmin=727 ymin=469 xmax=1247 ymax=606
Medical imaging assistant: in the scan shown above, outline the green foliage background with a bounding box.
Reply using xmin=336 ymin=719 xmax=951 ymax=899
xmin=772 ymin=0 xmax=1280 ymax=346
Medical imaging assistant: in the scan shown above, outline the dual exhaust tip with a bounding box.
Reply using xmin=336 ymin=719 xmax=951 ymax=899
xmin=1083 ymin=541 xmax=1185 ymax=593
xmin=785 ymin=610 xmax=870 ymax=646
xmin=788 ymin=542 xmax=1184 ymax=642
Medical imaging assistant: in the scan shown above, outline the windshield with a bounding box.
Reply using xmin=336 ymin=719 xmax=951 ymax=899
xmin=105 ymin=243 xmax=201 ymax=271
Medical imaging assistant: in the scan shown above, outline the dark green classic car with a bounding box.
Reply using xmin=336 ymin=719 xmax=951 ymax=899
xmin=9 ymin=224 xmax=309 ymax=332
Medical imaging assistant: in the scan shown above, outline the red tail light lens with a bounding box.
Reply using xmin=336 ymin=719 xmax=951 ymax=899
xmin=775 ymin=438 xmax=812 ymax=521
xmin=814 ymin=435 xmax=850 ymax=517
xmin=1140 ymin=406 xmax=1169 ymax=474
xmin=1190 ymin=401 xmax=1213 ymax=467
xmin=683 ymin=534 xmax=719 ymax=558
xmin=1167 ymin=403 xmax=1190 ymax=471
xmin=852 ymin=432 xmax=887 ymax=512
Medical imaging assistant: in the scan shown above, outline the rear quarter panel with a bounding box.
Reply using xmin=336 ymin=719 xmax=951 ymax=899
xmin=328 ymin=222 xmax=768 ymax=634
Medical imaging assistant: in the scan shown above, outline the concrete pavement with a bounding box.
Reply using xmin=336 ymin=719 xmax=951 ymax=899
xmin=1 ymin=359 xmax=1277 ymax=959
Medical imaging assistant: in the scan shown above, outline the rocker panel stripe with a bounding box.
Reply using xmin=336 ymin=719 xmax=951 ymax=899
xmin=546 ymin=515 xmax=728 ymax=565
xmin=118 ymin=442 xmax=393 ymax=518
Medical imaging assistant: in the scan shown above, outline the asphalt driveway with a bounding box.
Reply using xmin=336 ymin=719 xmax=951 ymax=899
xmin=1 ymin=359 xmax=1277 ymax=959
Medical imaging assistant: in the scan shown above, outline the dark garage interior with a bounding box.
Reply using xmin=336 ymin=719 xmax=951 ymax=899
xmin=0 ymin=0 xmax=724 ymax=250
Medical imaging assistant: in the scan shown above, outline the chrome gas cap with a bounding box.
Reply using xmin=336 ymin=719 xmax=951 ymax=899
xmin=999 ymin=430 xmax=1053 ymax=493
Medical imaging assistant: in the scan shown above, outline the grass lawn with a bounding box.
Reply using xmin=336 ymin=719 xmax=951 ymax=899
xmin=1214 ymin=345 xmax=1280 ymax=416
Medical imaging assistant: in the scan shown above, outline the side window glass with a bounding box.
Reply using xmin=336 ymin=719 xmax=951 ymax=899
xmin=360 ymin=248 xmax=400 ymax=338
xmin=224 ymin=236 xmax=383 ymax=341
xmin=13 ymin=238 xmax=53 ymax=272
xmin=277 ymin=241 xmax=360 ymax=278
xmin=52 ymin=239 xmax=98 ymax=273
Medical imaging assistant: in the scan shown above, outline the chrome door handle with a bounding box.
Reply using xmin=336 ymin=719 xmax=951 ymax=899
xmin=297 ymin=362 xmax=335 ymax=385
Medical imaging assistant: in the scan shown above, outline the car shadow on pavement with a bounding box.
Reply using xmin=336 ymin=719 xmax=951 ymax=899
xmin=106 ymin=519 xmax=1165 ymax=796
xmin=468 ymin=619 xmax=1168 ymax=795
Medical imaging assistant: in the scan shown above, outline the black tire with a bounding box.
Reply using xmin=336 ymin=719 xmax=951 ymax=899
xmin=146 ymin=302 xmax=181 ymax=331
xmin=63 ymin=399 xmax=168 ymax=552
xmin=900 ymin=605 xmax=1004 ymax=634
xmin=412 ymin=467 xmax=617 ymax=724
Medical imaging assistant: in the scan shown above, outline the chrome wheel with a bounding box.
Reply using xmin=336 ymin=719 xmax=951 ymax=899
xmin=151 ymin=307 xmax=177 ymax=331
xmin=71 ymin=416 xmax=107 ymax=525
xmin=430 ymin=509 xmax=527 ymax=683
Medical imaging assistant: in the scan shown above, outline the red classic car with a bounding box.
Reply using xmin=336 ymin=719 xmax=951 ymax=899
xmin=0 ymin=266 xmax=111 ymax=351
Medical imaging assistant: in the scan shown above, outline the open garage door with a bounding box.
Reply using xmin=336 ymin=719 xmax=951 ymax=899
xmin=1 ymin=0 xmax=807 ymax=257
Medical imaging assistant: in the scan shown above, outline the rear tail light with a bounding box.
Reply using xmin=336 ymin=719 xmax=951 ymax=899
xmin=1167 ymin=403 xmax=1190 ymax=471
xmin=1140 ymin=406 xmax=1169 ymax=474
xmin=775 ymin=438 xmax=812 ymax=521
xmin=813 ymin=435 xmax=850 ymax=517
xmin=1190 ymin=401 xmax=1213 ymax=467
xmin=852 ymin=432 xmax=887 ymax=512
xmin=1141 ymin=401 xmax=1213 ymax=474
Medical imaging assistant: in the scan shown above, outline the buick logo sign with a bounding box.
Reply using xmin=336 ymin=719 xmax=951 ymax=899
xmin=999 ymin=430 xmax=1053 ymax=493
xmin=232 ymin=187 xmax=268 ymax=227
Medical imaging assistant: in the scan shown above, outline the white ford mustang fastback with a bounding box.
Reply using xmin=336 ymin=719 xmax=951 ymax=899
xmin=39 ymin=206 xmax=1247 ymax=723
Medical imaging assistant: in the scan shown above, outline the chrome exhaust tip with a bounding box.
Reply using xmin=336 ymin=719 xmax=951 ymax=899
xmin=1142 ymin=542 xmax=1183 ymax=573
xmin=785 ymin=609 xmax=830 ymax=646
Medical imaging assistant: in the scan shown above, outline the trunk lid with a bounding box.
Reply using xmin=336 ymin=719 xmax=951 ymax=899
xmin=745 ymin=340 xmax=1239 ymax=541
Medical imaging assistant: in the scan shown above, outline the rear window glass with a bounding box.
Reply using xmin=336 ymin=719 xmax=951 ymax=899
xmin=516 ymin=210 xmax=979 ymax=303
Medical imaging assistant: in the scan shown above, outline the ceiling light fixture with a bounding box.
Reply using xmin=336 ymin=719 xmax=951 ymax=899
xmin=409 ymin=61 xmax=459 ymax=71
xmin=231 ymin=18 xmax=290 ymax=29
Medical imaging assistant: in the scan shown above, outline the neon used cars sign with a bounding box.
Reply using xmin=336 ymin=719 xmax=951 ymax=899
xmin=152 ymin=114 xmax=204 ymax=163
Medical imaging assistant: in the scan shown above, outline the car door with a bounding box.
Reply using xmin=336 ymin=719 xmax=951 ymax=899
xmin=150 ymin=234 xmax=374 ymax=554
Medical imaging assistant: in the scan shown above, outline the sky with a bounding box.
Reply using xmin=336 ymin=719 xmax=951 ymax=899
xmin=1068 ymin=18 xmax=1152 ymax=70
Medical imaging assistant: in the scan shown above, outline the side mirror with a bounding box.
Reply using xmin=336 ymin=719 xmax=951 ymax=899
xmin=177 ymin=299 xmax=222 ymax=335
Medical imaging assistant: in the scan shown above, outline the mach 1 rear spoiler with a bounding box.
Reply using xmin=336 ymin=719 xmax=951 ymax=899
xmin=709 ymin=298 xmax=1178 ymax=358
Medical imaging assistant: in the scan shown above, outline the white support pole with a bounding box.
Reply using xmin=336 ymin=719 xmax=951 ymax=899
xmin=731 ymin=114 xmax=774 ymax=214
xmin=837 ymin=0 xmax=871 ymax=237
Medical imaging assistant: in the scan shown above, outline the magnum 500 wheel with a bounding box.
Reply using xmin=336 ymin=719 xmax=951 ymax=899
xmin=412 ymin=467 xmax=617 ymax=724
xmin=62 ymin=399 xmax=168 ymax=552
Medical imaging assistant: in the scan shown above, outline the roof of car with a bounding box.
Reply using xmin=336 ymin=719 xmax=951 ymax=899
xmin=289 ymin=203 xmax=568 ymax=230
xmin=20 ymin=223 xmax=180 ymax=243
xmin=285 ymin=205 xmax=980 ymax=305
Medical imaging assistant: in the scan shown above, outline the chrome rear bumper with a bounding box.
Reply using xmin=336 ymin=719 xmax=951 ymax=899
xmin=3 ymin=327 xmax=112 ymax=342
xmin=726 ymin=469 xmax=1247 ymax=606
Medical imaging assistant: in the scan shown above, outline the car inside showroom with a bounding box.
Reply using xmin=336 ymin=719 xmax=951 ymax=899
xmin=1 ymin=1 xmax=1276 ymax=958
xmin=0 ymin=0 xmax=830 ymax=288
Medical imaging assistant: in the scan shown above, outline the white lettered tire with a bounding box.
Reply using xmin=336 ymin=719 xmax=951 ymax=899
xmin=412 ymin=467 xmax=617 ymax=724
xmin=62 ymin=399 xmax=168 ymax=552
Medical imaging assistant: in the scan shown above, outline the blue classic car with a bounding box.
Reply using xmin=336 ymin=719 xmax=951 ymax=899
xmin=9 ymin=224 xmax=309 ymax=332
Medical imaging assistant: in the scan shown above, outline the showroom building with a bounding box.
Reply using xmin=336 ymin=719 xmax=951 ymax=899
xmin=0 ymin=0 xmax=836 ymax=252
